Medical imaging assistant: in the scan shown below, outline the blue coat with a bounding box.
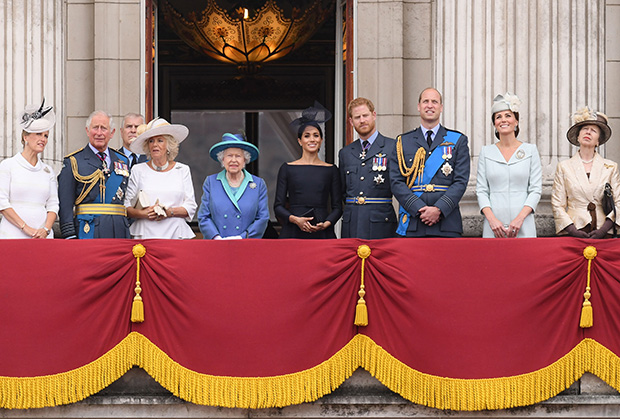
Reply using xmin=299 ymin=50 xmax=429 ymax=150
xmin=389 ymin=125 xmax=470 ymax=237
xmin=338 ymin=133 xmax=397 ymax=239
xmin=198 ymin=170 xmax=269 ymax=239
xmin=57 ymin=146 xmax=130 ymax=239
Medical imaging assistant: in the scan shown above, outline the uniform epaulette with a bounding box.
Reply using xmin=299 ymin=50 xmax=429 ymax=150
xmin=111 ymin=147 xmax=128 ymax=157
xmin=110 ymin=148 xmax=129 ymax=162
xmin=63 ymin=147 xmax=84 ymax=159
xmin=445 ymin=128 xmax=464 ymax=136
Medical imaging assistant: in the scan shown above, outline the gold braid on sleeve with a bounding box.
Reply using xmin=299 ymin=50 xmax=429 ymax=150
xmin=396 ymin=135 xmax=427 ymax=188
xmin=70 ymin=156 xmax=106 ymax=205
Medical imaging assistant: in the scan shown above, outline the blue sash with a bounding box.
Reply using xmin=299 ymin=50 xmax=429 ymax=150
xmin=397 ymin=131 xmax=460 ymax=235
xmin=77 ymin=161 xmax=126 ymax=239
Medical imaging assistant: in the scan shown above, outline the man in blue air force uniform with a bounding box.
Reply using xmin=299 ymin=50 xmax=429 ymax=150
xmin=389 ymin=88 xmax=470 ymax=237
xmin=339 ymin=97 xmax=397 ymax=239
xmin=119 ymin=112 xmax=148 ymax=168
xmin=58 ymin=110 xmax=131 ymax=239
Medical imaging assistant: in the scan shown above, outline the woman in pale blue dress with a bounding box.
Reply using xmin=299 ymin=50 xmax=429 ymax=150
xmin=476 ymin=93 xmax=542 ymax=238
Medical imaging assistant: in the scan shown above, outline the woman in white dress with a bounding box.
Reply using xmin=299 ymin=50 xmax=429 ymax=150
xmin=551 ymin=108 xmax=619 ymax=238
xmin=0 ymin=100 xmax=58 ymax=239
xmin=124 ymin=118 xmax=197 ymax=239
xmin=476 ymin=93 xmax=542 ymax=238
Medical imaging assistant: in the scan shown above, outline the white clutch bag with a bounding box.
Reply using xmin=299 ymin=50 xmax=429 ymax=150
xmin=133 ymin=190 xmax=151 ymax=210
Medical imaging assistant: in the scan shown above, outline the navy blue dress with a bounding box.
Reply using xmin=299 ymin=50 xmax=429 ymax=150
xmin=274 ymin=164 xmax=343 ymax=239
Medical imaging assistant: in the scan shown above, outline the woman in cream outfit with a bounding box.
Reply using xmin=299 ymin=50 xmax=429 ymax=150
xmin=476 ymin=93 xmax=542 ymax=238
xmin=551 ymin=108 xmax=619 ymax=238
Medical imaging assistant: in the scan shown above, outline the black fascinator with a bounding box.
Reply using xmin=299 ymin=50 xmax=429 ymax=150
xmin=290 ymin=101 xmax=332 ymax=134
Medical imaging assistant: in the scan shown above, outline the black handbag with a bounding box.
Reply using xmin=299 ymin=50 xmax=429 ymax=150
xmin=602 ymin=183 xmax=617 ymax=237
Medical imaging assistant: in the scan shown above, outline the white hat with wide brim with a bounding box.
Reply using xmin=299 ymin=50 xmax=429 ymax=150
xmin=18 ymin=101 xmax=56 ymax=133
xmin=129 ymin=117 xmax=189 ymax=154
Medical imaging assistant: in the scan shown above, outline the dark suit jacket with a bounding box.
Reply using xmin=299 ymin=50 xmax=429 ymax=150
xmin=121 ymin=147 xmax=148 ymax=168
xmin=57 ymin=146 xmax=130 ymax=239
xmin=338 ymin=133 xmax=397 ymax=239
xmin=389 ymin=125 xmax=470 ymax=237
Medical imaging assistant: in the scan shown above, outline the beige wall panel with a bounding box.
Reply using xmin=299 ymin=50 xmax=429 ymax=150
xmin=94 ymin=60 xmax=122 ymax=115
xmin=118 ymin=60 xmax=142 ymax=117
xmin=65 ymin=60 xmax=95 ymax=116
xmin=607 ymin=5 xmax=620 ymax=60
xmin=403 ymin=2 xmax=431 ymax=59
xmin=119 ymin=3 xmax=142 ymax=60
xmin=403 ymin=59 xmax=432 ymax=118
xmin=66 ymin=4 xmax=94 ymax=60
xmin=94 ymin=2 xmax=121 ymax=60
xmin=66 ymin=116 xmax=89 ymax=153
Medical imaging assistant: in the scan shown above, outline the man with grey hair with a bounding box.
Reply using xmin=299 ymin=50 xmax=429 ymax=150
xmin=119 ymin=112 xmax=146 ymax=167
xmin=57 ymin=110 xmax=131 ymax=239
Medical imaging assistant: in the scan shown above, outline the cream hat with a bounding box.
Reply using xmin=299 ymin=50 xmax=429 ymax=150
xmin=491 ymin=92 xmax=521 ymax=115
xmin=18 ymin=99 xmax=55 ymax=133
xmin=129 ymin=117 xmax=189 ymax=154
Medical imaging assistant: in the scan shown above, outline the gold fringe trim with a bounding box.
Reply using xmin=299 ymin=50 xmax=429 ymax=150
xmin=357 ymin=335 xmax=620 ymax=411
xmin=354 ymin=245 xmax=371 ymax=326
xmin=0 ymin=333 xmax=139 ymax=409
xmin=135 ymin=333 xmax=360 ymax=408
xmin=4 ymin=334 xmax=620 ymax=411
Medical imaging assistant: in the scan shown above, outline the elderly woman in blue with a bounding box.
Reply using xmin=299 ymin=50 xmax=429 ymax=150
xmin=476 ymin=93 xmax=542 ymax=238
xmin=198 ymin=133 xmax=269 ymax=239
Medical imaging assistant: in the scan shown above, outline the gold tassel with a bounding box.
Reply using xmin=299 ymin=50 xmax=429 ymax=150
xmin=580 ymin=246 xmax=597 ymax=328
xmin=132 ymin=244 xmax=147 ymax=323
xmin=355 ymin=245 xmax=371 ymax=326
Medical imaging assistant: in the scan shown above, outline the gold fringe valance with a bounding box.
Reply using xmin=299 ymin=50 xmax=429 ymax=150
xmin=3 ymin=334 xmax=620 ymax=411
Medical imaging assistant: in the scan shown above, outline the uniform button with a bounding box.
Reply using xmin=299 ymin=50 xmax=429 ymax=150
xmin=360 ymin=176 xmax=365 ymax=181
xmin=346 ymin=170 xmax=350 ymax=174
xmin=359 ymin=191 xmax=364 ymax=195
xmin=385 ymin=218 xmax=389 ymax=221
xmin=361 ymin=163 xmax=365 ymax=166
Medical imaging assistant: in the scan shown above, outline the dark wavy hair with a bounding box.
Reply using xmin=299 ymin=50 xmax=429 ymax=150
xmin=492 ymin=111 xmax=520 ymax=139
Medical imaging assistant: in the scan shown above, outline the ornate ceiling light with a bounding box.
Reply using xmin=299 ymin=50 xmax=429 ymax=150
xmin=161 ymin=0 xmax=335 ymax=74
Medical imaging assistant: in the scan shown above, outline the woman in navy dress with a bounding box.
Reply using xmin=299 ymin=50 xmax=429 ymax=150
xmin=274 ymin=103 xmax=342 ymax=239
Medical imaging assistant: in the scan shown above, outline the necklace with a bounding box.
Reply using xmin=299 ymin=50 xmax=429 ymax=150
xmin=154 ymin=161 xmax=169 ymax=171
xmin=579 ymin=153 xmax=594 ymax=164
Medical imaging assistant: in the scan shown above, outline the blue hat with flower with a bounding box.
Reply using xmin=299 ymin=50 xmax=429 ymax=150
xmin=209 ymin=133 xmax=260 ymax=162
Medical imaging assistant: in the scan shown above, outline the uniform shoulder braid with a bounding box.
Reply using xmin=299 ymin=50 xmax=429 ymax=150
xmin=63 ymin=147 xmax=85 ymax=159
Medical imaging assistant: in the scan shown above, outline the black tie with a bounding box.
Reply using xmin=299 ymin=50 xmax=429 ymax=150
xmin=97 ymin=151 xmax=107 ymax=167
xmin=426 ymin=131 xmax=433 ymax=148
xmin=131 ymin=153 xmax=138 ymax=168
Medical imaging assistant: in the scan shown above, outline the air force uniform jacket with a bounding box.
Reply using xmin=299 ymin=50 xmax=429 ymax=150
xmin=338 ymin=133 xmax=397 ymax=239
xmin=389 ymin=125 xmax=470 ymax=237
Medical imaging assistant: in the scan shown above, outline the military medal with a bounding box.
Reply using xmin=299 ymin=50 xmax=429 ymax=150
xmin=441 ymin=162 xmax=453 ymax=176
xmin=114 ymin=161 xmax=129 ymax=176
xmin=359 ymin=140 xmax=371 ymax=160
xmin=115 ymin=186 xmax=124 ymax=201
xmin=374 ymin=174 xmax=385 ymax=184
xmin=84 ymin=222 xmax=90 ymax=234
xmin=516 ymin=149 xmax=525 ymax=159
xmin=442 ymin=146 xmax=453 ymax=160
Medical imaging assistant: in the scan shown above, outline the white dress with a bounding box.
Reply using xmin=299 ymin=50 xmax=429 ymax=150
xmin=0 ymin=153 xmax=59 ymax=238
xmin=124 ymin=162 xmax=197 ymax=239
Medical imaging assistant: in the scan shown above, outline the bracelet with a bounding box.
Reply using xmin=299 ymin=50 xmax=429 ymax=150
xmin=20 ymin=222 xmax=26 ymax=230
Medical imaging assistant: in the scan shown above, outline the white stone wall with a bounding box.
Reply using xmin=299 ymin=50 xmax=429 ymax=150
xmin=0 ymin=0 xmax=64 ymax=166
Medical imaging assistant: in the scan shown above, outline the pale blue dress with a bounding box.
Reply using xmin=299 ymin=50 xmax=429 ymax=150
xmin=476 ymin=142 xmax=542 ymax=238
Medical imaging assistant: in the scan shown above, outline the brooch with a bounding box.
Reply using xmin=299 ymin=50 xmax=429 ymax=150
xmin=44 ymin=167 xmax=50 ymax=173
xmin=249 ymin=182 xmax=257 ymax=189
xmin=516 ymin=150 xmax=525 ymax=159
xmin=441 ymin=162 xmax=453 ymax=176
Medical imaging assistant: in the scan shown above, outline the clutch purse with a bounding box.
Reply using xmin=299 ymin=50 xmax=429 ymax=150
xmin=133 ymin=190 xmax=151 ymax=210
xmin=300 ymin=208 xmax=319 ymax=226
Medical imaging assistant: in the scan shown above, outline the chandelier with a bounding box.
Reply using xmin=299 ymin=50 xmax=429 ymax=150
xmin=161 ymin=0 xmax=335 ymax=74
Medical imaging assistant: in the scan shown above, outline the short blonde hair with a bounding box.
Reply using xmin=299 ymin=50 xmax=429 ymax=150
xmin=143 ymin=134 xmax=179 ymax=161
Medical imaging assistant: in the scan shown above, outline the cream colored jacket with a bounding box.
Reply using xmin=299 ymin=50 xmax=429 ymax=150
xmin=551 ymin=153 xmax=620 ymax=234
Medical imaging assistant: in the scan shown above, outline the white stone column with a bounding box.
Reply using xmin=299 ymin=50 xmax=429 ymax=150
xmin=0 ymin=0 xmax=64 ymax=166
xmin=436 ymin=0 xmax=606 ymax=178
